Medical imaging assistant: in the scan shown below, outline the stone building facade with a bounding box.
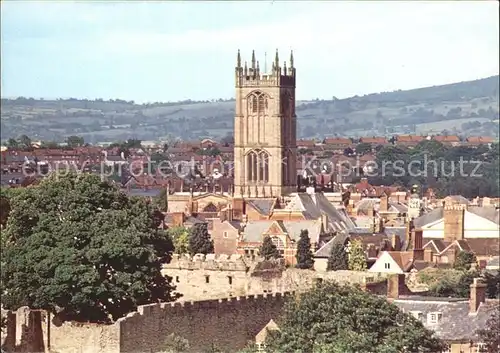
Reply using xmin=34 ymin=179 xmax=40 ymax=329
xmin=233 ymin=50 xmax=297 ymax=198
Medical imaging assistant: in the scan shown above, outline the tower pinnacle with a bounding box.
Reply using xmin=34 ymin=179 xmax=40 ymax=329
xmin=237 ymin=49 xmax=241 ymax=68
xmin=290 ymin=50 xmax=294 ymax=68
xmin=251 ymin=50 xmax=256 ymax=69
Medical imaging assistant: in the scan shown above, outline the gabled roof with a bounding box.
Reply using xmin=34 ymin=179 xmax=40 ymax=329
xmin=423 ymin=239 xmax=449 ymax=253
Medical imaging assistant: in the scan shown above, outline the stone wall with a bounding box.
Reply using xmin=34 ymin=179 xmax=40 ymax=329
xmin=119 ymin=292 xmax=290 ymax=353
xmin=163 ymin=254 xmax=388 ymax=301
xmin=1 ymin=307 xmax=119 ymax=353
xmin=2 ymin=293 xmax=290 ymax=353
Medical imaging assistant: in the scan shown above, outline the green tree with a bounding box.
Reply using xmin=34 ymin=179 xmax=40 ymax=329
xmin=18 ymin=134 xmax=32 ymax=149
xmin=0 ymin=172 xmax=179 ymax=323
xmin=355 ymin=142 xmax=372 ymax=155
xmin=427 ymin=270 xmax=478 ymax=298
xmin=260 ymin=236 xmax=281 ymax=260
xmin=347 ymin=239 xmax=366 ymax=271
xmin=327 ymin=243 xmax=348 ymax=271
xmin=453 ymin=251 xmax=477 ymax=271
xmin=155 ymin=188 xmax=169 ymax=212
xmin=168 ymin=226 xmax=190 ymax=255
xmin=6 ymin=138 xmax=18 ymax=149
xmin=265 ymin=282 xmax=447 ymax=353
xmin=476 ymin=303 xmax=500 ymax=353
xmin=65 ymin=135 xmax=85 ymax=148
xmin=295 ymin=230 xmax=314 ymax=269
xmin=483 ymin=271 xmax=500 ymax=299
xmin=188 ymin=223 xmax=214 ymax=255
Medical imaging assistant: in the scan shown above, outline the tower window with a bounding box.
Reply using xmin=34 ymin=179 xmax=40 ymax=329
xmin=246 ymin=149 xmax=270 ymax=183
xmin=248 ymin=91 xmax=268 ymax=115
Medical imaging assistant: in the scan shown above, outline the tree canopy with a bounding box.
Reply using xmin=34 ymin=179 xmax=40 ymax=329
xmin=295 ymin=230 xmax=314 ymax=269
xmin=260 ymin=236 xmax=281 ymax=260
xmin=266 ymin=282 xmax=447 ymax=353
xmin=453 ymin=251 xmax=477 ymax=271
xmin=0 ymin=172 xmax=179 ymax=323
xmin=327 ymin=243 xmax=348 ymax=271
xmin=188 ymin=223 xmax=214 ymax=255
xmin=348 ymin=239 xmax=367 ymax=271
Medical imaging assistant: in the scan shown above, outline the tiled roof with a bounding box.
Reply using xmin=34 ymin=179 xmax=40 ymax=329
xmin=393 ymin=298 xmax=498 ymax=342
xmin=433 ymin=135 xmax=460 ymax=142
xmin=466 ymin=136 xmax=494 ymax=144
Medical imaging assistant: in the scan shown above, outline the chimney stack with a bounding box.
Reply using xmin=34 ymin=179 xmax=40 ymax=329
xmin=469 ymin=278 xmax=486 ymax=314
xmin=387 ymin=274 xmax=407 ymax=300
xmin=443 ymin=204 xmax=465 ymax=242
xmin=380 ymin=193 xmax=389 ymax=212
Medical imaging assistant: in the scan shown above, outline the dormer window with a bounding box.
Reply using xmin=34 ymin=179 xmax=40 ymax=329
xmin=427 ymin=312 xmax=442 ymax=324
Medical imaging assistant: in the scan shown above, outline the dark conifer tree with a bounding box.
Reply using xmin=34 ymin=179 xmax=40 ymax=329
xmin=327 ymin=243 xmax=348 ymax=271
xmin=188 ymin=223 xmax=214 ymax=255
xmin=295 ymin=229 xmax=314 ymax=269
xmin=259 ymin=236 xmax=281 ymax=260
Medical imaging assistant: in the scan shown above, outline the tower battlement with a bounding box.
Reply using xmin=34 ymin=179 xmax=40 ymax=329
xmin=235 ymin=49 xmax=295 ymax=88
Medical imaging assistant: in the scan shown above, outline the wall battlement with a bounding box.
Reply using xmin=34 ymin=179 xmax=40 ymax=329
xmin=121 ymin=291 xmax=292 ymax=322
xmin=163 ymin=253 xmax=259 ymax=271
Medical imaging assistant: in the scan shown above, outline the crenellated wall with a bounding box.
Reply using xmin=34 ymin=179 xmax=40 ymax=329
xmin=162 ymin=254 xmax=388 ymax=301
xmin=1 ymin=292 xmax=291 ymax=353
xmin=118 ymin=292 xmax=291 ymax=352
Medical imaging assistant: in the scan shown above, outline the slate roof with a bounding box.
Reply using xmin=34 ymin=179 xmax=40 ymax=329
xmin=314 ymin=231 xmax=350 ymax=258
xmin=444 ymin=195 xmax=470 ymax=205
xmin=242 ymin=220 xmax=323 ymax=243
xmin=293 ymin=192 xmax=357 ymax=231
xmin=125 ymin=188 xmax=162 ymax=197
xmin=246 ymin=199 xmax=275 ymax=216
xmin=413 ymin=207 xmax=443 ymax=228
xmin=468 ymin=206 xmax=500 ymax=224
xmin=393 ymin=298 xmax=498 ymax=342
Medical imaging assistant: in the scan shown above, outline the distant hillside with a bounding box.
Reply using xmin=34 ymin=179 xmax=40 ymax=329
xmin=1 ymin=75 xmax=498 ymax=143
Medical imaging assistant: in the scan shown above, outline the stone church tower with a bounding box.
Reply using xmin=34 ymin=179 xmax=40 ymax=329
xmin=233 ymin=49 xmax=297 ymax=198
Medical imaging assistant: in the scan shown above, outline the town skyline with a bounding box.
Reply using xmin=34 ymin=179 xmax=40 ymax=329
xmin=1 ymin=1 xmax=499 ymax=104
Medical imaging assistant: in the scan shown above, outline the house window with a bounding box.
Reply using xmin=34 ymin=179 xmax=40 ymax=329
xmin=205 ymin=275 xmax=210 ymax=284
xmin=223 ymin=231 xmax=228 ymax=238
xmin=384 ymin=263 xmax=391 ymax=269
xmin=228 ymin=276 xmax=233 ymax=285
xmin=427 ymin=312 xmax=442 ymax=324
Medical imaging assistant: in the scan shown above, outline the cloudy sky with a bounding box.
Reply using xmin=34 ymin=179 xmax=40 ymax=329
xmin=1 ymin=1 xmax=498 ymax=103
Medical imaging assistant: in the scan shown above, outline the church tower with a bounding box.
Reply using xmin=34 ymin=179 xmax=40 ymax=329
xmin=233 ymin=49 xmax=297 ymax=198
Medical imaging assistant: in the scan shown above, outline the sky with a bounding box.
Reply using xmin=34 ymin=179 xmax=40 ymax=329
xmin=1 ymin=1 xmax=499 ymax=104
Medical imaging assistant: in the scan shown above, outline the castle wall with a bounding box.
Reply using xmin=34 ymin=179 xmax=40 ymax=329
xmin=163 ymin=254 xmax=388 ymax=301
xmin=118 ymin=293 xmax=290 ymax=353
xmin=1 ymin=308 xmax=119 ymax=353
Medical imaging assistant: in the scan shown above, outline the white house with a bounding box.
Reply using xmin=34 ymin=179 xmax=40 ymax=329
xmin=369 ymin=251 xmax=406 ymax=274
